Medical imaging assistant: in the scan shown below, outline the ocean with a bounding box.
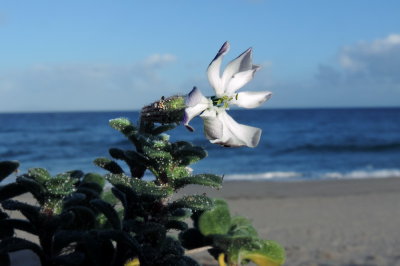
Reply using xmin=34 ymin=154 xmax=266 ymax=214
xmin=1 ymin=108 xmax=400 ymax=182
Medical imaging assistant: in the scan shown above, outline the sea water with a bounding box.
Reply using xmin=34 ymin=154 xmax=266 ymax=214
xmin=1 ymin=108 xmax=400 ymax=182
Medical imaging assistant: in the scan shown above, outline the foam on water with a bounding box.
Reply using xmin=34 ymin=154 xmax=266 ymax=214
xmin=224 ymin=171 xmax=301 ymax=181
xmin=322 ymin=169 xmax=400 ymax=180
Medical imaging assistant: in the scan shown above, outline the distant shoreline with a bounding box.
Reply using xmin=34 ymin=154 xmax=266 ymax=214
xmin=1 ymin=106 xmax=400 ymax=114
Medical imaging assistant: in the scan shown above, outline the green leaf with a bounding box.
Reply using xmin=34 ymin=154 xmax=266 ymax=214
xmin=178 ymin=228 xmax=208 ymax=250
xmin=1 ymin=200 xmax=41 ymax=226
xmin=63 ymin=193 xmax=87 ymax=209
xmin=141 ymin=222 xmax=166 ymax=247
xmin=106 ymin=173 xmax=173 ymax=199
xmin=241 ymin=240 xmax=286 ymax=266
xmin=53 ymin=230 xmax=84 ymax=252
xmin=0 ymin=161 xmax=19 ymax=181
xmin=0 ymin=219 xmax=37 ymax=235
xmin=151 ymin=124 xmax=177 ymax=135
xmin=0 ymin=183 xmax=28 ymax=201
xmin=170 ymin=195 xmax=214 ymax=212
xmin=124 ymin=150 xmax=151 ymax=166
xmin=173 ymin=146 xmax=207 ymax=165
xmin=52 ymin=252 xmax=85 ymax=265
xmin=27 ymin=168 xmax=51 ymax=184
xmin=172 ymin=174 xmax=223 ymax=190
xmin=90 ymin=199 xmax=121 ymax=230
xmin=16 ymin=176 xmax=45 ymax=199
xmin=165 ymin=220 xmax=188 ymax=231
xmin=229 ymin=216 xmax=258 ymax=238
xmin=93 ymin=157 xmax=124 ymax=174
xmin=109 ymin=117 xmax=137 ymax=136
xmin=44 ymin=176 xmax=77 ymax=196
xmin=168 ymin=208 xmax=192 ymax=221
xmin=66 ymin=170 xmax=84 ymax=179
xmin=83 ymin=173 xmax=106 ymax=188
xmin=198 ymin=199 xmax=231 ymax=236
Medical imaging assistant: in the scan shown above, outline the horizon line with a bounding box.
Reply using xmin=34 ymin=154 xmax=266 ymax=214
xmin=1 ymin=105 xmax=399 ymax=114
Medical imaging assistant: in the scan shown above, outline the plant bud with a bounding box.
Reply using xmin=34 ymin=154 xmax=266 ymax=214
xmin=141 ymin=95 xmax=186 ymax=124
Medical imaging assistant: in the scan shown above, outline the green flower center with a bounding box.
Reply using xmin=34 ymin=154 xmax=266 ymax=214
xmin=211 ymin=94 xmax=238 ymax=109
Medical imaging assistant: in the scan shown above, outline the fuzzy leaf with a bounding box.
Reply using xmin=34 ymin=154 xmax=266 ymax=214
xmin=109 ymin=117 xmax=137 ymax=135
xmin=1 ymin=200 xmax=41 ymax=226
xmin=66 ymin=206 xmax=96 ymax=229
xmin=229 ymin=216 xmax=258 ymax=238
xmin=165 ymin=220 xmax=188 ymax=231
xmin=198 ymin=199 xmax=231 ymax=236
xmin=77 ymin=182 xmax=103 ymax=196
xmin=83 ymin=173 xmax=105 ymax=188
xmin=106 ymin=173 xmax=173 ymax=199
xmin=45 ymin=176 xmax=77 ymax=196
xmin=90 ymin=199 xmax=121 ymax=230
xmin=124 ymin=150 xmax=150 ymax=166
xmin=27 ymin=168 xmax=51 ymax=183
xmin=168 ymin=208 xmax=192 ymax=221
xmin=97 ymin=230 xmax=140 ymax=251
xmin=0 ymin=161 xmax=19 ymax=181
xmin=174 ymin=146 xmax=207 ymax=165
xmin=170 ymin=195 xmax=214 ymax=212
xmin=16 ymin=176 xmax=45 ymax=199
xmin=141 ymin=222 xmax=166 ymax=247
xmin=160 ymin=237 xmax=184 ymax=257
xmin=0 ymin=219 xmax=37 ymax=235
xmin=179 ymin=228 xmax=208 ymax=250
xmin=93 ymin=158 xmax=124 ymax=174
xmin=241 ymin=240 xmax=286 ymax=266
xmin=0 ymin=183 xmax=27 ymax=201
xmin=53 ymin=230 xmax=84 ymax=252
xmin=66 ymin=170 xmax=85 ymax=179
xmin=151 ymin=124 xmax=177 ymax=135
xmin=52 ymin=252 xmax=86 ymax=265
xmin=63 ymin=193 xmax=87 ymax=209
xmin=173 ymin=174 xmax=223 ymax=189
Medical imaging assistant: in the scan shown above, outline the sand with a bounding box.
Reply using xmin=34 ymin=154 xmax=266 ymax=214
xmin=6 ymin=177 xmax=400 ymax=265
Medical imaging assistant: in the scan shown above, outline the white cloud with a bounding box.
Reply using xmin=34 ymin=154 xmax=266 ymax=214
xmin=269 ymin=34 xmax=400 ymax=108
xmin=142 ymin=54 xmax=176 ymax=68
xmin=0 ymin=54 xmax=179 ymax=112
xmin=337 ymin=34 xmax=400 ymax=82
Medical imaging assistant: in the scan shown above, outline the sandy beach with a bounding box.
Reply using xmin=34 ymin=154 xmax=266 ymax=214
xmin=7 ymin=177 xmax=400 ymax=265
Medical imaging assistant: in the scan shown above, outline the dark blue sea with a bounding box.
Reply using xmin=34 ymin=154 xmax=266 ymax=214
xmin=1 ymin=108 xmax=400 ymax=182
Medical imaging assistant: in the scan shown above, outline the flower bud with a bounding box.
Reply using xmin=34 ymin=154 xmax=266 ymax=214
xmin=141 ymin=95 xmax=186 ymax=124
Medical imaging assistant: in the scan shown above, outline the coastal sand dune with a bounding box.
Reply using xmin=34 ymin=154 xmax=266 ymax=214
xmin=7 ymin=178 xmax=400 ymax=265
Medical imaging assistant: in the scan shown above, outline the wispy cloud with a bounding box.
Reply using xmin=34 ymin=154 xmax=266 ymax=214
xmin=317 ymin=34 xmax=400 ymax=87
xmin=0 ymin=54 xmax=178 ymax=112
xmin=268 ymin=34 xmax=400 ymax=108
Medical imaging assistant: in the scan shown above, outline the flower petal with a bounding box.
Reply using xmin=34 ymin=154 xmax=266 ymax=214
xmin=185 ymin=86 xmax=209 ymax=107
xmin=221 ymin=47 xmax=254 ymax=92
xmin=231 ymin=91 xmax=272 ymax=109
xmin=202 ymin=109 xmax=261 ymax=148
xmin=207 ymin=42 xmax=230 ymax=97
xmin=225 ymin=65 xmax=260 ymax=95
xmin=183 ymin=87 xmax=210 ymax=131
xmin=200 ymin=109 xmax=223 ymax=140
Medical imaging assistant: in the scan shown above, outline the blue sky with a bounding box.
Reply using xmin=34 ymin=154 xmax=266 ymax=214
xmin=1 ymin=0 xmax=400 ymax=112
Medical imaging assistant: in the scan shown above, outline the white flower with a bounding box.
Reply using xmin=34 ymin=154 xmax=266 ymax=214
xmin=183 ymin=42 xmax=272 ymax=147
